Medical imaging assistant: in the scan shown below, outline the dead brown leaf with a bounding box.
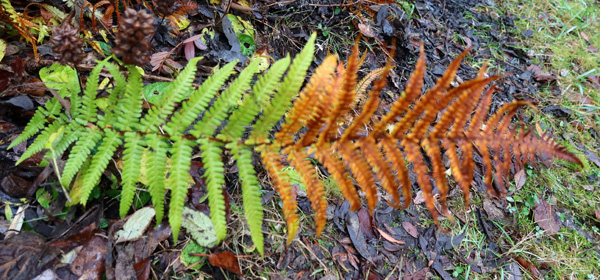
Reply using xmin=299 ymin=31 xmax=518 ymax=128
xmin=208 ymin=251 xmax=242 ymax=277
xmin=376 ymin=227 xmax=405 ymax=245
xmin=514 ymin=169 xmax=526 ymax=191
xmin=526 ymin=65 xmax=556 ymax=82
xmin=533 ymin=200 xmax=562 ymax=235
xmin=402 ymin=221 xmax=419 ymax=238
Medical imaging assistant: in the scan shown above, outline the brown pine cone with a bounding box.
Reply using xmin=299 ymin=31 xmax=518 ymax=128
xmin=154 ymin=0 xmax=178 ymax=17
xmin=112 ymin=8 xmax=155 ymax=66
xmin=50 ymin=24 xmax=84 ymax=66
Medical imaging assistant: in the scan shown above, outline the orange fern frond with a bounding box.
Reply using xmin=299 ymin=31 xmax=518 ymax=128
xmin=0 ymin=2 xmax=38 ymax=60
xmin=267 ymin=40 xmax=583 ymax=242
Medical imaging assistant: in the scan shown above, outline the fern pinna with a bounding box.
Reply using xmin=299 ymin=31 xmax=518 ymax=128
xmin=11 ymin=32 xmax=581 ymax=255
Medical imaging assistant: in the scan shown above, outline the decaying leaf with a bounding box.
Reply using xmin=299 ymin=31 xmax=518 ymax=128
xmin=181 ymin=207 xmax=217 ymax=247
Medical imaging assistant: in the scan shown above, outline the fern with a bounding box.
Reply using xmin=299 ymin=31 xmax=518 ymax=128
xmin=80 ymin=129 xmax=121 ymax=205
xmin=167 ymin=137 xmax=194 ymax=241
xmin=145 ymin=134 xmax=168 ymax=224
xmin=141 ymin=57 xmax=203 ymax=133
xmin=200 ymin=139 xmax=227 ymax=241
xmin=12 ymin=31 xmax=581 ymax=256
xmin=120 ymin=132 xmax=144 ymax=217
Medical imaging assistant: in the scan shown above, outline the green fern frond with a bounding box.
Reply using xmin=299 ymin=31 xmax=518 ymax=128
xmin=61 ymin=127 xmax=103 ymax=187
xmin=191 ymin=59 xmax=259 ymax=137
xmin=167 ymin=136 xmax=194 ymax=242
xmin=141 ymin=57 xmax=202 ymax=133
xmin=199 ymin=139 xmax=227 ymax=241
xmin=80 ymin=129 xmax=122 ymax=205
xmin=115 ymin=66 xmax=143 ymax=131
xmin=15 ymin=119 xmax=65 ymax=165
xmin=9 ymin=98 xmax=63 ymax=150
xmin=167 ymin=60 xmax=237 ymax=137
xmin=146 ymin=134 xmax=168 ymax=223
xmin=229 ymin=143 xmax=264 ymax=256
xmin=119 ymin=132 xmax=144 ymax=217
xmin=250 ymin=33 xmax=316 ymax=139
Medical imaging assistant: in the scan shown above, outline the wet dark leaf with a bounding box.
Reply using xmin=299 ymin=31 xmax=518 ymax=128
xmin=542 ymin=105 xmax=572 ymax=119
xmin=208 ymin=251 xmax=242 ymax=277
xmin=521 ymin=29 xmax=533 ymax=38
xmin=5 ymin=95 xmax=34 ymax=110
xmin=70 ymin=235 xmax=107 ymax=280
xmin=357 ymin=207 xmax=374 ymax=239
xmin=1 ymin=174 xmax=34 ymax=198
xmin=0 ymin=232 xmax=61 ymax=280
xmin=132 ymin=257 xmax=151 ymax=280
xmin=346 ymin=211 xmax=373 ymax=262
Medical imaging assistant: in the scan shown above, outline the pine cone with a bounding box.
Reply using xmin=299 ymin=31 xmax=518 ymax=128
xmin=113 ymin=8 xmax=154 ymax=66
xmin=50 ymin=24 xmax=84 ymax=66
xmin=154 ymin=0 xmax=178 ymax=17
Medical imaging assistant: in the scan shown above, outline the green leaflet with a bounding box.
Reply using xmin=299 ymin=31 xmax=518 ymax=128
xmin=228 ymin=143 xmax=264 ymax=256
xmin=167 ymin=137 xmax=193 ymax=243
xmin=115 ymin=66 xmax=143 ymax=131
xmin=120 ymin=132 xmax=144 ymax=217
xmin=61 ymin=127 xmax=102 ymax=187
xmin=146 ymin=134 xmax=168 ymax=224
xmin=10 ymin=98 xmax=63 ymax=151
xmin=199 ymin=139 xmax=227 ymax=241
xmin=80 ymin=129 xmax=121 ymax=205
xmin=101 ymin=61 xmax=128 ymax=126
xmin=15 ymin=118 xmax=65 ymax=165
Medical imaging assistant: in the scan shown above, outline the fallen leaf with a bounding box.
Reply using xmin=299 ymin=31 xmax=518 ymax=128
xmin=595 ymin=209 xmax=600 ymax=220
xmin=514 ymin=257 xmax=541 ymax=278
xmin=70 ymin=235 xmax=108 ymax=279
xmin=346 ymin=211 xmax=373 ymax=261
xmin=582 ymin=185 xmax=594 ymax=191
xmin=413 ymin=190 xmax=425 ymax=204
xmin=514 ymin=169 xmax=526 ymax=190
xmin=526 ymin=65 xmax=556 ymax=82
xmin=115 ymin=207 xmax=156 ymax=243
xmin=584 ymin=150 xmax=600 ymax=167
xmin=208 ymin=251 xmax=242 ymax=277
xmin=181 ymin=207 xmax=217 ymax=247
xmin=402 ymin=221 xmax=419 ymax=238
xmin=533 ymin=200 xmax=562 ymax=235
xmin=588 ymin=45 xmax=598 ymax=53
xmin=376 ymin=227 xmax=405 ymax=245
xmin=358 ymin=23 xmax=376 ymax=38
